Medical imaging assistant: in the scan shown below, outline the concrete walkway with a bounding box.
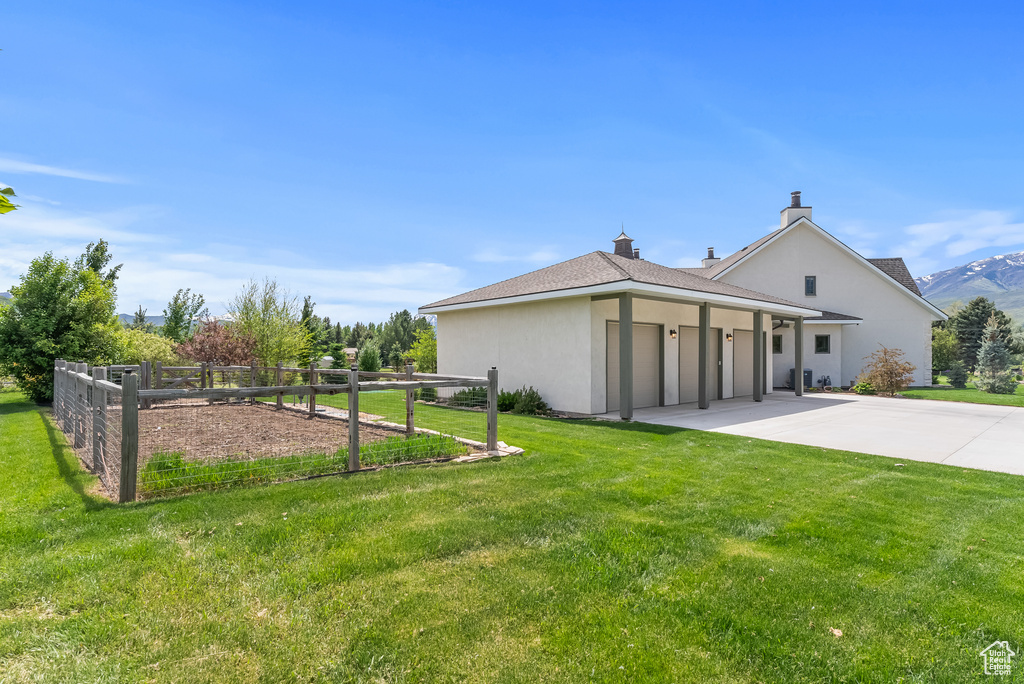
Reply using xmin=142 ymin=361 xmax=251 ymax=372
xmin=602 ymin=392 xmax=1024 ymax=476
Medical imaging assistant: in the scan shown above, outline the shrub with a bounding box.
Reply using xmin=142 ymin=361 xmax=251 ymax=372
xmin=947 ymin=361 xmax=968 ymax=389
xmin=859 ymin=346 xmax=916 ymax=396
xmin=449 ymin=386 xmax=487 ymax=408
xmin=497 ymin=388 xmax=520 ymax=412
xmin=416 ymin=387 xmax=438 ymax=402
xmin=852 ymin=382 xmax=875 ymax=395
xmin=357 ymin=340 xmax=382 ymax=372
xmin=511 ymin=385 xmax=548 ymax=415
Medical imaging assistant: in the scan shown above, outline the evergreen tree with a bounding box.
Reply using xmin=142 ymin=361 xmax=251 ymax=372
xmin=975 ymin=314 xmax=1018 ymax=394
xmin=949 ymin=297 xmax=1015 ymax=370
xmin=128 ymin=305 xmax=155 ymax=333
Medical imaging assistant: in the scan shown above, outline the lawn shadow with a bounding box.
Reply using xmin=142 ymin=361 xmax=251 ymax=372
xmin=39 ymin=408 xmax=114 ymax=512
xmin=533 ymin=413 xmax=691 ymax=436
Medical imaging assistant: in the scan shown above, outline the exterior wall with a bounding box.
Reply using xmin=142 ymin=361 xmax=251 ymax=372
xmin=719 ymin=223 xmax=936 ymax=386
xmin=435 ymin=297 xmax=593 ymax=414
xmin=590 ymin=298 xmax=773 ymax=413
xmin=771 ymin=323 xmax=844 ymax=388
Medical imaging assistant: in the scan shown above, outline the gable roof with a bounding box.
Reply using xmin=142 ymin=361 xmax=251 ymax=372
xmin=867 ymin=258 xmax=922 ymax=296
xmin=707 ymin=217 xmax=945 ymax=320
xmin=421 ymin=251 xmax=815 ymax=314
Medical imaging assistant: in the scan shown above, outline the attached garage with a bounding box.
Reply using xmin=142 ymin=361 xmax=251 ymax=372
xmin=678 ymin=326 xmax=721 ymax=404
xmin=607 ymin=322 xmax=662 ymax=412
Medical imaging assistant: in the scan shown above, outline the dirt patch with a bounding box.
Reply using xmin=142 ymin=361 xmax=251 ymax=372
xmin=138 ymin=402 xmax=402 ymax=463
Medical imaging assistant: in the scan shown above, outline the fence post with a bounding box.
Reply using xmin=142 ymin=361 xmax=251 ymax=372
xmin=140 ymin=361 xmax=151 ymax=410
xmin=276 ymin=361 xmax=284 ymax=410
xmin=119 ymin=371 xmax=139 ymax=503
xmin=405 ymin=362 xmax=415 ymax=436
xmin=251 ymin=361 xmax=258 ymax=405
xmin=308 ymin=362 xmax=318 ymax=417
xmin=54 ymin=360 xmax=64 ymax=429
xmin=200 ymin=362 xmax=207 ymax=389
xmin=487 ymin=367 xmax=498 ymax=452
xmin=75 ymin=362 xmax=88 ymax=448
xmin=348 ymin=365 xmax=360 ymax=471
xmin=93 ymin=367 xmax=107 ymax=467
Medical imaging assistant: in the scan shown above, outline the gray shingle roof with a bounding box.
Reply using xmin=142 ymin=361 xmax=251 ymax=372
xmin=867 ymin=258 xmax=923 ymax=296
xmin=805 ymin=310 xmax=862 ymax=321
xmin=422 ymin=251 xmax=809 ymax=310
xmin=703 ymin=227 xmax=786 ymax=277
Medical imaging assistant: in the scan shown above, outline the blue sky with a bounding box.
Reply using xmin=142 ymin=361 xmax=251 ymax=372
xmin=3 ymin=1 xmax=1024 ymax=321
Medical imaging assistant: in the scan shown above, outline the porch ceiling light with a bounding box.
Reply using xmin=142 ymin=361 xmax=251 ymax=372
xmin=726 ymin=333 xmax=734 ymax=342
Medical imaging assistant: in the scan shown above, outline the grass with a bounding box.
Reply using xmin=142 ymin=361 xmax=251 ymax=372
xmin=903 ymin=381 xmax=1024 ymax=407
xmin=137 ymin=435 xmax=468 ymax=498
xmin=2 ymin=390 xmax=1024 ymax=682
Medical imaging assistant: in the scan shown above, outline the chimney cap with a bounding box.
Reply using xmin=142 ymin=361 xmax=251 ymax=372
xmin=707 ymin=247 xmax=715 ymax=258
xmin=790 ymin=191 xmax=802 ymax=208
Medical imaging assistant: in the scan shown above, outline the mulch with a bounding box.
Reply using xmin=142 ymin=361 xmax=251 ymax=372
xmin=137 ymin=402 xmax=401 ymax=462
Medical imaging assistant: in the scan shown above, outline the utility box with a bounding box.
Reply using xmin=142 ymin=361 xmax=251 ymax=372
xmin=789 ymin=368 xmax=813 ymax=389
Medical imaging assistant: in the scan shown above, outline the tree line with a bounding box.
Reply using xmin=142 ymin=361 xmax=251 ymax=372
xmin=0 ymin=240 xmax=437 ymax=403
xmin=932 ymin=296 xmax=1024 ymax=393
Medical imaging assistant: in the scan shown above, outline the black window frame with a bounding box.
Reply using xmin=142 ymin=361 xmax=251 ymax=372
xmin=814 ymin=334 xmax=830 ymax=354
xmin=805 ymin=275 xmax=817 ymax=296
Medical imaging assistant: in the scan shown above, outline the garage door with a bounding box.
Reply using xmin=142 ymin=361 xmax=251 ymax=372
xmin=607 ymin=322 xmax=661 ymax=412
xmin=679 ymin=326 xmax=720 ymax=404
xmin=733 ymin=330 xmax=753 ymax=397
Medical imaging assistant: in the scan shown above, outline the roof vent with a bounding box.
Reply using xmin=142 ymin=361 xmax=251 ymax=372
xmin=613 ymin=230 xmax=635 ymax=259
xmin=702 ymin=247 xmax=721 ymax=269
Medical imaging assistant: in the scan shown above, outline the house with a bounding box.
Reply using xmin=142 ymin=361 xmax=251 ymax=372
xmin=419 ymin=193 xmax=945 ymax=417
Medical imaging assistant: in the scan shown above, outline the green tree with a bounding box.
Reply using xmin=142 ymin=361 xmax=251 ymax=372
xmin=947 ymin=360 xmax=968 ymax=389
xmin=112 ymin=327 xmax=179 ymax=365
xmin=0 ymin=186 xmax=18 ymax=214
xmin=408 ymin=326 xmax=437 ymax=373
xmin=975 ymin=314 xmax=1017 ymax=394
xmin=949 ymin=297 xmax=1015 ymax=370
xmin=930 ymin=324 xmax=959 ymax=372
xmin=0 ymin=249 xmax=120 ymax=402
xmin=74 ymin=240 xmax=122 ymax=291
xmin=378 ymin=309 xmax=417 ymax=357
xmin=357 ymin=339 xmax=382 ymax=372
xmin=228 ymin=278 xmax=309 ymax=367
xmin=162 ymin=288 xmax=208 ymax=343
xmin=128 ymin=305 xmax=155 ymax=333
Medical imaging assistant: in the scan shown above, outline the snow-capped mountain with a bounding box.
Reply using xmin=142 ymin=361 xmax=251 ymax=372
xmin=916 ymin=251 xmax=1024 ymax=322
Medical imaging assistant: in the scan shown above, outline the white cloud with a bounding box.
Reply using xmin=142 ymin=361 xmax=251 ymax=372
xmin=472 ymin=245 xmax=560 ymax=264
xmin=0 ymin=201 xmax=468 ymax=324
xmin=0 ymin=157 xmax=127 ymax=184
xmin=897 ymin=210 xmax=1024 ymax=259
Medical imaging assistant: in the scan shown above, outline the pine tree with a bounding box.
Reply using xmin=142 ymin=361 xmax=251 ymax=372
xmin=975 ymin=314 xmax=1018 ymax=394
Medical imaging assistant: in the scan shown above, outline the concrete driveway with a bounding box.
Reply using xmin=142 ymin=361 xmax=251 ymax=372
xmin=608 ymin=392 xmax=1024 ymax=476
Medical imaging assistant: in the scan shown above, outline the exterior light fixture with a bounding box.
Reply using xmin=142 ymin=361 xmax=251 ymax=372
xmin=726 ymin=333 xmax=734 ymax=342
xmin=669 ymin=329 xmax=677 ymax=339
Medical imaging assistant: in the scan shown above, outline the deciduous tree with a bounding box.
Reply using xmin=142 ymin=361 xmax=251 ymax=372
xmin=859 ymin=346 xmax=916 ymax=396
xmin=228 ymin=278 xmax=308 ymax=366
xmin=176 ymin=320 xmax=256 ymax=366
xmin=162 ymin=288 xmax=208 ymax=343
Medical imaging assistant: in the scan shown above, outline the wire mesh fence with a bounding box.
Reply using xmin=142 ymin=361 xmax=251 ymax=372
xmin=52 ymin=360 xmax=511 ymax=502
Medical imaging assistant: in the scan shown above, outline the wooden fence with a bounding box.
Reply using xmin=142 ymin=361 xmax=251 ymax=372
xmin=54 ymin=359 xmax=498 ymax=503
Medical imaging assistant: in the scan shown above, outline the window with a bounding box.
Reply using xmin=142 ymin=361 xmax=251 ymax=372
xmin=805 ymin=275 xmax=817 ymax=296
xmin=772 ymin=334 xmax=782 ymax=354
xmin=814 ymin=334 xmax=830 ymax=354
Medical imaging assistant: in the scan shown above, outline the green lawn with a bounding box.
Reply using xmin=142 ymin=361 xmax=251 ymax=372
xmin=2 ymin=389 xmax=1023 ymax=682
xmin=903 ymin=382 xmax=1024 ymax=408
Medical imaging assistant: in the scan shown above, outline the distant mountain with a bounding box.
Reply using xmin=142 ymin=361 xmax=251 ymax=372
xmin=117 ymin=314 xmax=166 ymax=326
xmin=916 ymin=251 xmax=1024 ymax=323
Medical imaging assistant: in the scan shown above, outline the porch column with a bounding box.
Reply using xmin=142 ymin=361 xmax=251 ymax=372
xmin=618 ymin=293 xmax=633 ymax=420
xmin=753 ymin=309 xmax=764 ymax=402
xmin=794 ymin=316 xmax=804 ymax=397
xmin=698 ymin=303 xmax=709 ymax=410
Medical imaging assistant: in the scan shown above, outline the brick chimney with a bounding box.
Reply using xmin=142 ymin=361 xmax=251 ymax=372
xmin=780 ymin=190 xmax=812 ymax=228
xmin=702 ymin=247 xmax=720 ymax=269
xmin=613 ymin=231 xmax=635 ymax=259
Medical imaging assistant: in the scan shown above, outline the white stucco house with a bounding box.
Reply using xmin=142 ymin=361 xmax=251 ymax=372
xmin=419 ymin=193 xmax=946 ymax=418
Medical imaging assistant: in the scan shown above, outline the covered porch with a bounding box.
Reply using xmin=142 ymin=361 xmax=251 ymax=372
xmin=596 ymin=290 xmax=817 ymax=420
